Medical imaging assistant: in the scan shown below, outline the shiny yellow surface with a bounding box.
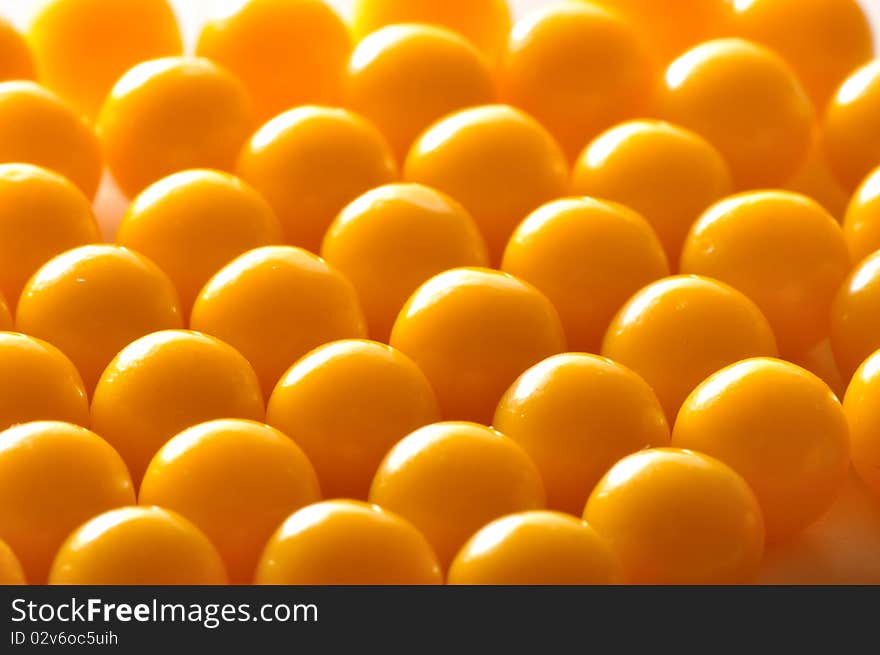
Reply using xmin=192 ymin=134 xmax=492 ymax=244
xmin=494 ymin=353 xmax=669 ymax=515
xmin=672 ymin=358 xmax=850 ymax=542
xmin=584 ymin=448 xmax=765 ymax=584
xmin=448 ymin=510 xmax=622 ymax=585
xmin=831 ymin=251 xmax=880 ymax=379
xmin=140 ymin=419 xmax=321 ymax=584
xmin=0 ymin=163 xmax=99 ymax=308
xmin=501 ymin=197 xmax=669 ymax=353
xmin=190 ymin=246 xmax=366 ymax=397
xmin=255 ymin=500 xmax=442 ymax=585
xmin=0 ymin=332 xmax=88 ymax=431
xmin=28 ymin=0 xmax=182 ymax=120
xmin=0 ymin=538 xmax=26 ymax=584
xmin=196 ymin=0 xmax=350 ymax=122
xmin=91 ymin=330 xmax=265 ymax=486
xmin=15 ymin=245 xmax=182 ymax=393
xmin=117 ymin=169 xmax=282 ymax=313
xmin=844 ymin=351 xmax=880 ymax=500
xmin=501 ymin=3 xmax=654 ymax=162
xmin=369 ymin=421 xmax=545 ymax=568
xmin=236 ymin=106 xmax=397 ymax=252
xmin=785 ymin=130 xmax=850 ymax=221
xmin=825 ymin=59 xmax=880 ymax=192
xmin=389 ymin=268 xmax=566 ymax=423
xmin=49 ymin=506 xmax=227 ymax=585
xmin=0 ymin=421 xmax=134 ymax=583
xmin=680 ymin=191 xmax=851 ymax=356
xmin=843 ymin=165 xmax=880 ymax=264
xmin=97 ymin=57 xmax=254 ymax=198
xmin=601 ymin=275 xmax=778 ymax=421
xmin=351 ymin=0 xmax=510 ymax=66
xmin=266 ymin=339 xmax=439 ymax=499
xmin=403 ymin=104 xmax=569 ymax=263
xmin=321 ymin=183 xmax=488 ymax=341
xmin=0 ymin=81 xmax=101 ymax=198
xmin=0 ymin=18 xmax=34 ymax=82
xmin=729 ymin=0 xmax=873 ymax=108
xmin=660 ymin=39 xmax=814 ymax=189
xmin=346 ymin=24 xmax=496 ymax=162
xmin=571 ymin=120 xmax=732 ymax=265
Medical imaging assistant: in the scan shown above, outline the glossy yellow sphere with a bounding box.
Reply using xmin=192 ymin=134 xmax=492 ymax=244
xmin=369 ymin=421 xmax=546 ymax=568
xmin=843 ymin=165 xmax=880 ymax=264
xmin=390 ymin=268 xmax=566 ymax=423
xmin=571 ymin=120 xmax=732 ymax=265
xmin=601 ymin=275 xmax=778 ymax=421
xmin=672 ymin=358 xmax=850 ymax=542
xmin=321 ymin=183 xmax=488 ymax=341
xmin=584 ymin=448 xmax=765 ymax=584
xmin=501 ymin=197 xmax=669 ymax=353
xmin=255 ymin=500 xmax=442 ymax=585
xmin=844 ymin=351 xmax=880 ymax=500
xmin=403 ymin=104 xmax=569 ymax=263
xmin=0 ymin=538 xmax=26 ymax=584
xmin=661 ymin=39 xmax=813 ymax=189
xmin=494 ymin=353 xmax=669 ymax=515
xmin=831 ymin=252 xmax=880 ymax=380
xmin=680 ymin=191 xmax=851 ymax=356
xmin=0 ymin=18 xmax=34 ymax=82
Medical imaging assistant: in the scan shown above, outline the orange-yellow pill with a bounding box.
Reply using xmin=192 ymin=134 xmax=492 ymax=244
xmin=672 ymin=358 xmax=850 ymax=542
xmin=369 ymin=421 xmax=545 ymax=568
xmin=266 ymin=339 xmax=439 ymax=499
xmin=28 ymin=0 xmax=182 ymax=120
xmin=91 ymin=330 xmax=265 ymax=485
xmin=844 ymin=350 xmax=880 ymax=500
xmin=0 ymin=81 xmax=102 ymax=198
xmin=15 ymin=245 xmax=183 ymax=393
xmin=448 ymin=511 xmax=622 ymax=585
xmin=501 ymin=197 xmax=669 ymax=353
xmin=321 ymin=183 xmax=488 ymax=341
xmin=494 ymin=353 xmax=670 ymax=515
xmin=190 ymin=246 xmax=366 ymax=397
xmin=571 ymin=120 xmax=732 ymax=265
xmin=0 ymin=538 xmax=26 ymax=584
xmin=98 ymin=57 xmax=254 ymax=198
xmin=831 ymin=251 xmax=880 ymax=380
xmin=116 ymin=169 xmax=283 ymax=313
xmin=584 ymin=448 xmax=765 ymax=584
xmin=601 ymin=275 xmax=778 ymax=421
xmin=139 ymin=419 xmax=321 ymax=584
xmin=0 ymin=421 xmax=134 ymax=583
xmin=0 ymin=18 xmax=34 ymax=82
xmin=390 ymin=268 xmax=566 ymax=423
xmin=255 ymin=500 xmax=442 ymax=585
xmin=843 ymin=165 xmax=880 ymax=264
xmin=236 ymin=106 xmax=397 ymax=252
xmin=403 ymin=104 xmax=569 ymax=264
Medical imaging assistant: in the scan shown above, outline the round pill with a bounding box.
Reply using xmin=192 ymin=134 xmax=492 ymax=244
xmin=0 ymin=538 xmax=26 ymax=585
xmin=0 ymin=18 xmax=34 ymax=82
xmin=844 ymin=351 xmax=880 ymax=500
xmin=842 ymin=165 xmax=880 ymax=264
xmin=831 ymin=251 xmax=880 ymax=380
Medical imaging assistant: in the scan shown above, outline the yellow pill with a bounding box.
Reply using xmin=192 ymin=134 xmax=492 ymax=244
xmin=117 ymin=169 xmax=283 ymax=313
xmin=321 ymin=183 xmax=488 ymax=341
xmin=196 ymin=0 xmax=350 ymax=122
xmin=15 ymin=245 xmax=183 ymax=393
xmin=661 ymin=39 xmax=813 ymax=189
xmin=190 ymin=246 xmax=366 ymax=397
xmin=672 ymin=358 xmax=850 ymax=542
xmin=844 ymin=350 xmax=880 ymax=500
xmin=843 ymin=165 xmax=880 ymax=264
xmin=49 ymin=506 xmax=227 ymax=585
xmin=266 ymin=339 xmax=440 ymax=499
xmin=0 ymin=538 xmax=26 ymax=584
xmin=390 ymin=268 xmax=566 ymax=423
xmin=0 ymin=18 xmax=34 ymax=82
xmin=255 ymin=500 xmax=442 ymax=585
xmin=98 ymin=57 xmax=254 ymax=198
xmin=571 ymin=120 xmax=732 ymax=266
xmin=601 ymin=275 xmax=778 ymax=421
xmin=91 ymin=330 xmax=265 ymax=486
xmin=500 ymin=3 xmax=654 ymax=162
xmin=448 ymin=511 xmax=622 ymax=585
xmin=139 ymin=419 xmax=321 ymax=584
xmin=0 ymin=81 xmax=101 ymax=198
xmin=369 ymin=421 xmax=545 ymax=568
xmin=831 ymin=251 xmax=880 ymax=380
xmin=28 ymin=0 xmax=182 ymax=120
xmin=236 ymin=106 xmax=397 ymax=252
xmin=680 ymin=191 xmax=851 ymax=356
xmin=0 ymin=421 xmax=134 ymax=583
xmin=584 ymin=448 xmax=764 ymax=584
xmin=501 ymin=197 xmax=669 ymax=353
xmin=403 ymin=104 xmax=569 ymax=264
xmin=494 ymin=353 xmax=670 ymax=515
